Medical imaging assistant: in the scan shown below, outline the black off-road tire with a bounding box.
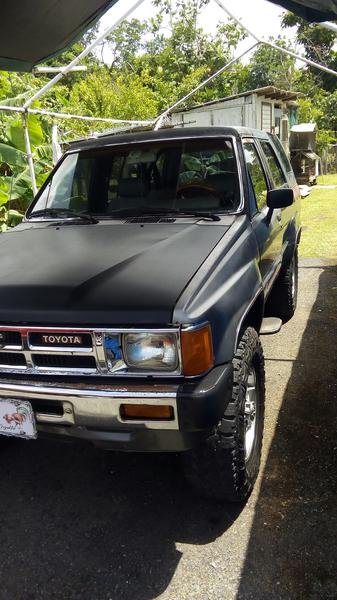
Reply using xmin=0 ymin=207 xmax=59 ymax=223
xmin=266 ymin=248 xmax=298 ymax=323
xmin=182 ymin=327 xmax=265 ymax=503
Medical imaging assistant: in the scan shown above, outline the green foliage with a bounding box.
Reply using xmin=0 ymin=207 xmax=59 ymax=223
xmin=0 ymin=112 xmax=53 ymax=229
xmin=243 ymin=38 xmax=297 ymax=91
xmin=282 ymin=13 xmax=337 ymax=93
xmin=318 ymin=92 xmax=337 ymax=132
xmin=297 ymin=97 xmax=323 ymax=124
xmin=103 ymin=0 xmax=246 ymax=109
xmin=65 ymin=69 xmax=159 ymax=137
xmin=316 ymin=129 xmax=336 ymax=156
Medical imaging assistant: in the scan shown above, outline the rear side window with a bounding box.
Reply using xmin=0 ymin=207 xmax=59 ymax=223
xmin=260 ymin=141 xmax=288 ymax=189
xmin=267 ymin=134 xmax=296 ymax=186
xmin=243 ymin=142 xmax=268 ymax=212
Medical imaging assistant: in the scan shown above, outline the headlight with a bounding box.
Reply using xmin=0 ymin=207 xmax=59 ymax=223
xmin=123 ymin=332 xmax=179 ymax=371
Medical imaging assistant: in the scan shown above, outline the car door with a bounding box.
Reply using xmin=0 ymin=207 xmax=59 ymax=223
xmin=265 ymin=133 xmax=301 ymax=234
xmin=258 ymin=138 xmax=292 ymax=230
xmin=242 ymin=138 xmax=283 ymax=295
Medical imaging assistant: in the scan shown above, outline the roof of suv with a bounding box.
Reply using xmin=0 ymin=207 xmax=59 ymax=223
xmin=68 ymin=126 xmax=270 ymax=152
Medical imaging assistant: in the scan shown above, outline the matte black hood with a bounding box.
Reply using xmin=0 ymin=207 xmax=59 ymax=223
xmin=0 ymin=220 xmax=231 ymax=325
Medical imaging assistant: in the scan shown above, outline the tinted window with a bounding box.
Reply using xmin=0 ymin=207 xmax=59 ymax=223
xmin=267 ymin=133 xmax=296 ymax=186
xmin=243 ymin=142 xmax=268 ymax=212
xmin=31 ymin=139 xmax=240 ymax=216
xmin=260 ymin=141 xmax=288 ymax=188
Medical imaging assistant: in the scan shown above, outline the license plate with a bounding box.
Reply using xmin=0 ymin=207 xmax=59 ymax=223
xmin=0 ymin=399 xmax=37 ymax=439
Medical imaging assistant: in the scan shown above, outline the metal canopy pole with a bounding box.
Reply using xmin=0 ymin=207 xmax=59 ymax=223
xmin=154 ymin=42 xmax=259 ymax=129
xmin=1 ymin=104 xmax=152 ymax=195
xmin=22 ymin=113 xmax=37 ymax=196
xmin=0 ymin=104 xmax=154 ymax=125
xmin=18 ymin=0 xmax=147 ymax=196
xmin=213 ymin=0 xmax=337 ymax=78
xmin=23 ymin=0 xmax=147 ymax=110
xmin=320 ymin=22 xmax=337 ymax=34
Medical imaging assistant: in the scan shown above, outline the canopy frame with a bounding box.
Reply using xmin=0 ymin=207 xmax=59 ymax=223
xmin=0 ymin=0 xmax=336 ymax=196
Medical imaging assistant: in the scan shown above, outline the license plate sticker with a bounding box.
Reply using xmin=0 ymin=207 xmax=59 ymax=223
xmin=0 ymin=399 xmax=37 ymax=439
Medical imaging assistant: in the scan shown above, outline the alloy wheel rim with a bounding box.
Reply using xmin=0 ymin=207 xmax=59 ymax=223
xmin=244 ymin=367 xmax=257 ymax=462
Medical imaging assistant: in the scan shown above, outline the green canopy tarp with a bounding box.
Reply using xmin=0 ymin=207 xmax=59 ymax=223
xmin=0 ymin=0 xmax=336 ymax=73
xmin=269 ymin=0 xmax=337 ymax=21
xmin=0 ymin=0 xmax=118 ymax=72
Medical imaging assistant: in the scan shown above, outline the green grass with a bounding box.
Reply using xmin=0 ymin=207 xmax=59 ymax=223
xmin=299 ymin=173 xmax=337 ymax=258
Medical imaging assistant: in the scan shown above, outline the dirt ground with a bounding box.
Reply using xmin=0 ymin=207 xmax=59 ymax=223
xmin=0 ymin=258 xmax=336 ymax=600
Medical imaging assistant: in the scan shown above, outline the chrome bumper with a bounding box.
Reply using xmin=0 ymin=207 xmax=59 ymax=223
xmin=0 ymin=380 xmax=179 ymax=431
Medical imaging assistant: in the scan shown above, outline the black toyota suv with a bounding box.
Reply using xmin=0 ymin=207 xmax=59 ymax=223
xmin=0 ymin=126 xmax=300 ymax=502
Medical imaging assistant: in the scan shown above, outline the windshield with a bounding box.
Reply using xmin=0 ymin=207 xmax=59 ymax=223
xmin=29 ymin=138 xmax=240 ymax=217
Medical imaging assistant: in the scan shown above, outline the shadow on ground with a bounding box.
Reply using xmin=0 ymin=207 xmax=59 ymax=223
xmin=237 ymin=262 xmax=337 ymax=600
xmin=0 ymin=434 xmax=240 ymax=599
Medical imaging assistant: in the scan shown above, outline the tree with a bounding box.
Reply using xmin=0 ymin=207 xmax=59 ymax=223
xmin=282 ymin=13 xmax=337 ymax=92
xmin=104 ymin=0 xmax=246 ymax=109
xmin=242 ymin=38 xmax=297 ymax=91
xmin=66 ymin=68 xmax=159 ymax=137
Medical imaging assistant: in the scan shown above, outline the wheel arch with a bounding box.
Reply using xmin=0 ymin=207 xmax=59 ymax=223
xmin=235 ymin=290 xmax=265 ymax=351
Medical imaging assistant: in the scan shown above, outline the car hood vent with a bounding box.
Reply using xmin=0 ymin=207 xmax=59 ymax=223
xmin=125 ymin=216 xmax=176 ymax=223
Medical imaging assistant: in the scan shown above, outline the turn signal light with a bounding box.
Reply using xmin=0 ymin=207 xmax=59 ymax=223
xmin=181 ymin=324 xmax=214 ymax=376
xmin=120 ymin=404 xmax=174 ymax=421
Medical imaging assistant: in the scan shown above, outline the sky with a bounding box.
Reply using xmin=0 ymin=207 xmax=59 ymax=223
xmin=98 ymin=0 xmax=295 ymax=64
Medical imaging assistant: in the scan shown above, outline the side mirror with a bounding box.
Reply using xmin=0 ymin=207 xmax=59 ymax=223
xmin=267 ymin=188 xmax=294 ymax=209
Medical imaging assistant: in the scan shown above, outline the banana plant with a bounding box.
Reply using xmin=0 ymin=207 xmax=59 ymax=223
xmin=0 ymin=113 xmax=53 ymax=230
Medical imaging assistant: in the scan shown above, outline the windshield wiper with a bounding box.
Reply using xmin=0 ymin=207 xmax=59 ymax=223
xmin=28 ymin=208 xmax=98 ymax=224
xmin=174 ymin=210 xmax=221 ymax=222
xmin=106 ymin=206 xmax=221 ymax=222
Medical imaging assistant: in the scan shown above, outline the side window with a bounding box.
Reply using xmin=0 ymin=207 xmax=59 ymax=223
xmin=267 ymin=133 xmax=296 ymax=186
xmin=33 ymin=153 xmax=81 ymax=212
xmin=243 ymin=142 xmax=268 ymax=212
xmin=260 ymin=141 xmax=288 ymax=189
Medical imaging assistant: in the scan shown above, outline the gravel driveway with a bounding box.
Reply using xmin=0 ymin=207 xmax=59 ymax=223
xmin=0 ymin=258 xmax=336 ymax=600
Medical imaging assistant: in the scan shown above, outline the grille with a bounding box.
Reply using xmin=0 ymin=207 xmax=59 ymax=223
xmin=0 ymin=327 xmax=99 ymax=375
xmin=0 ymin=352 xmax=26 ymax=367
xmin=33 ymin=355 xmax=96 ymax=370
xmin=0 ymin=331 xmax=22 ymax=347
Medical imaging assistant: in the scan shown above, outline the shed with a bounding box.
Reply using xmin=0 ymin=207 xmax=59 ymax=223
xmin=290 ymin=123 xmax=320 ymax=184
xmin=171 ymin=86 xmax=301 ymax=151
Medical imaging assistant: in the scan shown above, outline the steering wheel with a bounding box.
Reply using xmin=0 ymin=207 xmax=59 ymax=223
xmin=176 ymin=181 xmax=221 ymax=200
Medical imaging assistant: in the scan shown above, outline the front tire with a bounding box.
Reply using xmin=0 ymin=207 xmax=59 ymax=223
xmin=182 ymin=327 xmax=265 ymax=502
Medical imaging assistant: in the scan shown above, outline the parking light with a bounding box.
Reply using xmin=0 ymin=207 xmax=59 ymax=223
xmin=120 ymin=404 xmax=174 ymax=421
xmin=181 ymin=324 xmax=214 ymax=376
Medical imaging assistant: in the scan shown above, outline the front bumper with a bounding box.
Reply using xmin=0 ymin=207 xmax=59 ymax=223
xmin=0 ymin=364 xmax=233 ymax=451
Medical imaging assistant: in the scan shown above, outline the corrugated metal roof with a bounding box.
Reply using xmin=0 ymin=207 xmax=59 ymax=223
xmin=172 ymin=86 xmax=302 ymax=114
xmin=291 ymin=123 xmax=317 ymax=132
xmin=303 ymin=151 xmax=320 ymax=160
